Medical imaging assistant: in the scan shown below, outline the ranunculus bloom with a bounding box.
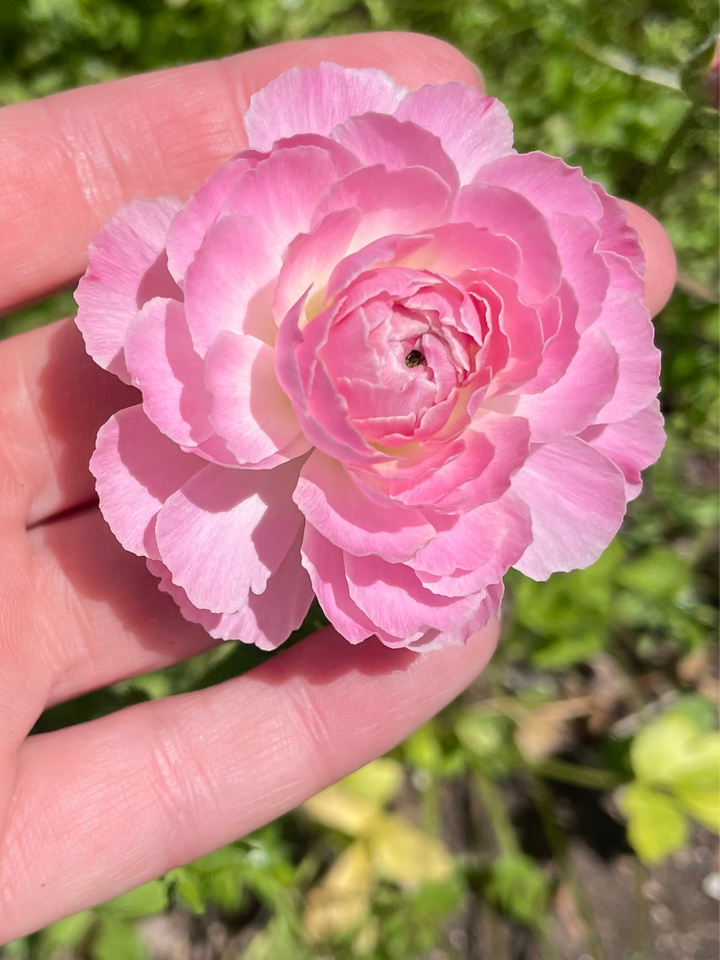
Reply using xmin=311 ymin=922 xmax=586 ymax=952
xmin=76 ymin=62 xmax=665 ymax=651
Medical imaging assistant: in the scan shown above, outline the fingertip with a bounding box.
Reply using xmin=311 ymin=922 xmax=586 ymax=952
xmin=620 ymin=200 xmax=677 ymax=316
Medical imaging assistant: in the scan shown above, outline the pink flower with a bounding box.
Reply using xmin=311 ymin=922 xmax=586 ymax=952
xmin=76 ymin=62 xmax=664 ymax=652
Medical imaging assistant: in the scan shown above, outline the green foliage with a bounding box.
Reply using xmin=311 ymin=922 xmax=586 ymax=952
xmin=619 ymin=705 xmax=720 ymax=863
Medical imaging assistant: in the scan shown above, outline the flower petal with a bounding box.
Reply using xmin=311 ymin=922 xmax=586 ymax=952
xmin=205 ymin=330 xmax=310 ymax=466
xmin=293 ymin=450 xmax=436 ymax=563
xmin=91 ymin=405 xmax=204 ymax=558
xmin=512 ymin=437 xmax=627 ymax=580
xmin=75 ymin=197 xmax=182 ymax=383
xmin=125 ymin=297 xmax=214 ymax=448
xmin=394 ymin=84 xmax=514 ymax=184
xmin=581 ymin=400 xmax=665 ymax=501
xmin=331 ymin=113 xmax=459 ymax=190
xmin=245 ymin=61 xmax=406 ymax=151
xmin=155 ymin=458 xmax=305 ymax=613
xmin=148 ymin=529 xmax=313 ymax=649
xmin=183 ymin=213 xmax=279 ymax=355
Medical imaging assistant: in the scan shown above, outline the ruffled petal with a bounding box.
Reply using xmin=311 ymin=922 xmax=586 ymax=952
xmin=91 ymin=405 xmax=204 ymax=558
xmin=183 ymin=213 xmax=280 ymax=354
xmin=581 ymin=400 xmax=665 ymax=501
xmin=124 ymin=297 xmax=214 ymax=448
xmin=75 ymin=198 xmax=182 ymax=383
xmin=293 ymin=450 xmax=435 ymax=562
xmin=512 ymin=437 xmax=627 ymax=580
xmin=331 ymin=113 xmax=459 ymax=190
xmin=394 ymin=84 xmax=514 ymax=184
xmin=154 ymin=458 xmax=305 ymax=613
xmin=165 ymin=155 xmax=260 ymax=286
xmin=205 ymin=330 xmax=310 ymax=466
xmin=148 ymin=529 xmax=313 ymax=648
xmin=592 ymin=290 xmax=661 ymax=424
xmin=245 ymin=61 xmax=406 ymax=152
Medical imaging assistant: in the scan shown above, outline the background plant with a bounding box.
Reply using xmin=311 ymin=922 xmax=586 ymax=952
xmin=0 ymin=0 xmax=717 ymax=958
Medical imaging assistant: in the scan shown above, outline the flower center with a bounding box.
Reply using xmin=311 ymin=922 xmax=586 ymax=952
xmin=404 ymin=349 xmax=426 ymax=368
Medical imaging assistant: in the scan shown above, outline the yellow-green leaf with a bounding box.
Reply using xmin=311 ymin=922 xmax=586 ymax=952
xmin=303 ymin=786 xmax=381 ymax=836
xmin=676 ymin=788 xmax=720 ymax=832
xmin=367 ymin=814 xmax=454 ymax=887
xmin=304 ymin=841 xmax=373 ymax=942
xmin=619 ymin=782 xmax=688 ymax=864
xmin=340 ymin=758 xmax=404 ymax=806
xmin=631 ymin=715 xmax=697 ymax=786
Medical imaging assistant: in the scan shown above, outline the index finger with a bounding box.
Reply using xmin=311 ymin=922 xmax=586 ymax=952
xmin=0 ymin=32 xmax=482 ymax=314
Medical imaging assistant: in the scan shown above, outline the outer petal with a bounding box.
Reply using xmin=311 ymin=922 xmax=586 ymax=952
xmin=331 ymin=113 xmax=459 ymax=190
xmin=581 ymin=400 xmax=665 ymax=501
xmin=205 ymin=331 xmax=309 ymax=467
xmin=512 ymin=437 xmax=627 ymax=580
xmin=90 ymin=405 xmax=204 ymax=558
xmin=410 ymin=491 xmax=531 ymax=584
xmin=183 ymin=213 xmax=280 ymax=354
xmin=407 ymin=582 xmax=504 ymax=650
xmin=345 ymin=551 xmax=486 ymax=638
xmin=593 ymin=290 xmax=661 ymax=424
xmin=75 ymin=197 xmax=182 ymax=383
xmin=293 ymin=450 xmax=436 ymax=563
xmin=165 ymin=154 xmax=260 ymax=286
xmin=394 ymin=84 xmax=514 ymax=184
xmin=509 ymin=326 xmax=619 ymax=442
xmin=592 ymin=182 xmax=645 ymax=279
xmin=245 ymin=61 xmax=406 ymax=151
xmin=301 ymin=524 xmax=378 ymax=644
xmin=124 ymin=298 xmax=214 ymax=448
xmin=475 ymin=152 xmax=603 ymax=222
xmin=148 ymin=530 xmax=313 ymax=649
xmin=155 ymin=458 xmax=305 ymax=613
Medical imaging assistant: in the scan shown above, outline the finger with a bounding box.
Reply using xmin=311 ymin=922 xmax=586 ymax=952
xmin=619 ymin=200 xmax=677 ymax=316
xmin=27 ymin=506 xmax=217 ymax=710
xmin=0 ymin=32 xmax=481 ymax=313
xmin=0 ymin=621 xmax=498 ymax=941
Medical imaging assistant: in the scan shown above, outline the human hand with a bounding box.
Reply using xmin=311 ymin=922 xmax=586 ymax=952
xmin=0 ymin=32 xmax=676 ymax=941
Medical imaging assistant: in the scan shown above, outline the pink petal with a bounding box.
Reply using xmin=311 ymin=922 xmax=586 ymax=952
xmin=148 ymin=529 xmax=313 ymax=649
xmin=183 ymin=213 xmax=280 ymax=355
xmin=165 ymin=155 xmax=260 ymax=286
xmin=205 ymin=330 xmax=310 ymax=466
xmin=301 ymin=524 xmax=378 ymax=644
xmin=155 ymin=458 xmax=305 ymax=613
xmin=581 ymin=400 xmax=665 ymax=501
xmin=453 ymin=183 xmax=561 ymax=303
xmin=293 ymin=450 xmax=435 ymax=563
xmin=310 ymin=164 xmax=452 ymax=252
xmin=75 ymin=197 xmax=182 ymax=383
xmin=509 ymin=326 xmax=619 ymax=442
xmin=512 ymin=437 xmax=627 ymax=580
xmin=592 ymin=183 xmax=645 ymax=278
xmin=345 ymin=551 xmax=487 ymax=637
xmin=397 ymin=221 xmax=520 ymax=283
xmin=331 ymin=113 xmax=458 ymax=190
xmin=222 ymin=145 xmax=346 ymax=257
xmin=394 ymin=84 xmax=514 ymax=184
xmin=410 ymin=491 xmax=531 ymax=584
xmin=273 ymin=208 xmax=362 ymax=325
xmin=475 ymin=152 xmax=603 ymax=222
xmin=124 ymin=297 xmax=214 ymax=448
xmin=546 ymin=213 xmax=609 ymax=332
xmin=593 ymin=290 xmax=661 ymax=424
xmin=90 ymin=405 xmax=204 ymax=558
xmin=245 ymin=62 xmax=406 ymax=151
xmin=406 ymin=582 xmax=504 ymax=650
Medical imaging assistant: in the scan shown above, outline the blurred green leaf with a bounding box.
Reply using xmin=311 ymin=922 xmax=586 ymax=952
xmin=102 ymin=879 xmax=169 ymax=918
xmin=619 ymin=782 xmax=689 ymax=864
xmin=91 ymin=917 xmax=148 ymax=960
xmin=482 ymin=853 xmax=551 ymax=926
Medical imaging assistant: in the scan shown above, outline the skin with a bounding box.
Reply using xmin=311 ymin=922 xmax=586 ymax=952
xmin=0 ymin=32 xmax=676 ymax=942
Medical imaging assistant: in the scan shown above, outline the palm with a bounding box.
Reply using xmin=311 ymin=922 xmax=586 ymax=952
xmin=0 ymin=32 xmax=674 ymax=942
